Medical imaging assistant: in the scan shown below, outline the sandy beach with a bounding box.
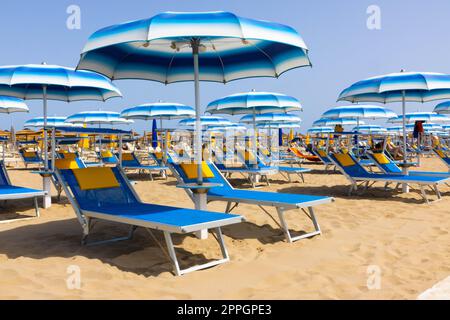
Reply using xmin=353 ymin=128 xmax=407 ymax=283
xmin=0 ymin=157 xmax=449 ymax=300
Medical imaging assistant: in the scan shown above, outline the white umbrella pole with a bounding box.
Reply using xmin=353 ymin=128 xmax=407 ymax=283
xmin=191 ymin=39 xmax=208 ymax=240
xmin=42 ymin=85 xmax=51 ymax=209
xmin=401 ymin=90 xmax=409 ymax=193
xmin=192 ymin=39 xmax=203 ymax=186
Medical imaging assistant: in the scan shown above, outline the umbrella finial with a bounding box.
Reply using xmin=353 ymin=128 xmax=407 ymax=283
xmin=41 ymin=62 xmax=47 ymax=65
xmin=400 ymin=68 xmax=405 ymax=73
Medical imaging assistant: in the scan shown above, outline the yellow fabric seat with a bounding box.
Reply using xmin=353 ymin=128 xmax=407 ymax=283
xmin=23 ymin=151 xmax=37 ymax=158
xmin=372 ymin=153 xmax=390 ymax=164
xmin=101 ymin=151 xmax=113 ymax=158
xmin=180 ymin=162 xmax=215 ymax=179
xmin=334 ymin=153 xmax=355 ymax=167
xmin=317 ymin=150 xmax=327 ymax=157
xmin=72 ymin=167 xmax=120 ymax=190
xmin=55 ymin=159 xmax=81 ymax=170
xmin=122 ymin=153 xmax=135 ymax=161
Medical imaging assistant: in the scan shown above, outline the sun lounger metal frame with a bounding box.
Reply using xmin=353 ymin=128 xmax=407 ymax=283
xmin=54 ymin=166 xmax=243 ymax=276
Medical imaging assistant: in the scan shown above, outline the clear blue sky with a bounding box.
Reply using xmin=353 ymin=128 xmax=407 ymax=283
xmin=0 ymin=0 xmax=449 ymax=133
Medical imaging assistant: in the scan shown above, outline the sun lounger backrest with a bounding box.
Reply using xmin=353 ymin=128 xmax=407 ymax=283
xmin=370 ymin=152 xmax=402 ymax=174
xmin=117 ymin=152 xmax=141 ymax=167
xmin=169 ymin=158 xmax=233 ymax=191
xmin=330 ymin=152 xmax=370 ymax=177
xmin=59 ymin=167 xmax=138 ymax=210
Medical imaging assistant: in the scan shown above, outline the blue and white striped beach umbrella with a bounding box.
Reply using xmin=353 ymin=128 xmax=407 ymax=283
xmin=387 ymin=112 xmax=450 ymax=124
xmin=179 ymin=116 xmax=232 ymax=127
xmin=121 ymin=103 xmax=195 ymax=120
xmin=405 ymin=123 xmax=442 ymax=131
xmin=312 ymin=118 xmax=364 ymax=127
xmin=0 ymin=64 xmax=121 ymax=199
xmin=206 ymin=123 xmax=247 ymax=133
xmin=0 ymin=64 xmax=121 ymax=102
xmin=307 ymin=126 xmax=333 ymax=134
xmin=207 ymin=92 xmax=302 ymax=115
xmin=337 ymin=71 xmax=450 ymax=166
xmin=441 ymin=125 xmax=450 ymax=131
xmin=77 ymin=12 xmax=310 ymax=84
xmin=240 ymin=113 xmax=301 ymax=124
xmin=24 ymin=117 xmax=79 ymax=128
xmin=257 ymin=122 xmax=301 ymax=129
xmin=0 ymin=96 xmax=29 ymax=114
xmin=352 ymin=125 xmax=387 ymax=134
xmin=434 ymin=101 xmax=450 ymax=115
xmin=65 ymin=111 xmax=132 ymax=126
xmin=387 ymin=126 xmax=408 ymax=134
xmin=322 ymin=105 xmax=397 ymax=120
xmin=77 ymin=11 xmax=311 ymax=185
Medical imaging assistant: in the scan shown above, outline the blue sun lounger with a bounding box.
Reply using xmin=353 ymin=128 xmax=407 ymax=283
xmin=54 ymin=165 xmax=243 ymax=276
xmin=367 ymin=151 xmax=450 ymax=178
xmin=19 ymin=149 xmax=43 ymax=168
xmin=117 ymin=152 xmax=168 ymax=180
xmin=168 ymin=159 xmax=334 ymax=243
xmin=329 ymin=152 xmax=449 ymax=203
xmin=0 ymin=161 xmax=46 ymax=223
xmin=311 ymin=147 xmax=335 ymax=172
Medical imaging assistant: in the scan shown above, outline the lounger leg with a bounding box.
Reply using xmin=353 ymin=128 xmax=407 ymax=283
xmin=225 ymin=202 xmax=232 ymax=213
xmin=163 ymin=229 xmax=230 ymax=276
xmin=276 ymin=207 xmax=321 ymax=243
xmin=434 ymin=185 xmax=442 ymax=201
xmin=34 ymin=197 xmax=40 ymax=218
xmin=419 ymin=186 xmax=429 ymax=204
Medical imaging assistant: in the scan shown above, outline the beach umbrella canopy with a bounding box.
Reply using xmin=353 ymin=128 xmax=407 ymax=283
xmin=312 ymin=118 xmax=364 ymax=127
xmin=387 ymin=126 xmax=408 ymax=133
xmin=352 ymin=124 xmax=387 ymax=134
xmin=338 ymin=71 xmax=450 ymax=168
xmin=206 ymin=123 xmax=247 ymax=132
xmin=307 ymin=126 xmax=333 ymax=134
xmin=405 ymin=123 xmax=442 ymax=131
xmin=77 ymin=11 xmax=311 ymax=187
xmin=240 ymin=113 xmax=301 ymax=124
xmin=321 ymin=105 xmax=397 ymax=120
xmin=24 ymin=117 xmax=80 ymax=128
xmin=0 ymin=96 xmax=29 ymax=114
xmin=121 ymin=103 xmax=195 ymax=120
xmin=179 ymin=116 xmax=232 ymax=127
xmin=206 ymin=91 xmax=302 ymax=115
xmin=434 ymin=101 xmax=450 ymax=115
xmin=65 ymin=111 xmax=132 ymax=125
xmin=388 ymin=112 xmax=450 ymax=124
xmin=257 ymin=122 xmax=301 ymax=129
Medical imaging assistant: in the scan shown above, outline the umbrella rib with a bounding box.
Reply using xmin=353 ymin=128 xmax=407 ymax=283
xmin=246 ymin=41 xmax=278 ymax=77
xmin=205 ymin=37 xmax=226 ymax=83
